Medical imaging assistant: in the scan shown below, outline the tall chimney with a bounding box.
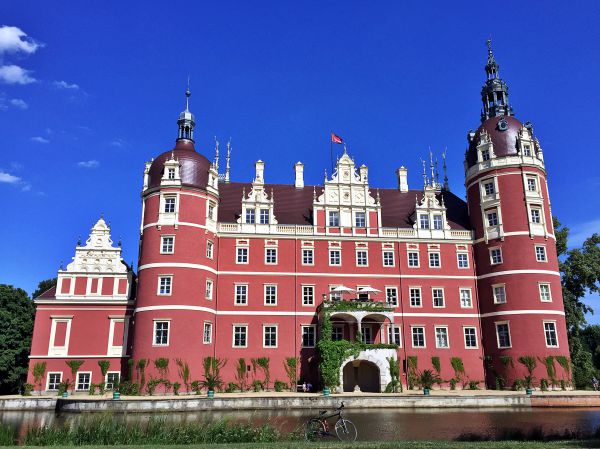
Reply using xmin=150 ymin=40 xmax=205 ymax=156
xmin=294 ymin=161 xmax=304 ymax=188
xmin=396 ymin=166 xmax=408 ymax=192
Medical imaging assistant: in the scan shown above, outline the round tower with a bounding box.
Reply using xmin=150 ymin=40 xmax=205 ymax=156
xmin=466 ymin=41 xmax=570 ymax=389
xmin=131 ymin=87 xmax=220 ymax=387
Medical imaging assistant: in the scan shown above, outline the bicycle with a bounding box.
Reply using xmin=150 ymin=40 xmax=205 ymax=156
xmin=304 ymin=401 xmax=357 ymax=441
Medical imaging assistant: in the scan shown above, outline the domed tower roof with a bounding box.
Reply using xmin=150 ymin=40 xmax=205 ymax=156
xmin=146 ymin=86 xmax=212 ymax=190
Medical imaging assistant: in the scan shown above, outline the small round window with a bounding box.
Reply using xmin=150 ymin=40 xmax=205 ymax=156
xmin=497 ymin=119 xmax=508 ymax=131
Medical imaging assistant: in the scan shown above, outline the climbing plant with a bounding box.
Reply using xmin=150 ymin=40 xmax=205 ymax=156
xmin=384 ymin=357 xmax=402 ymax=393
xmin=407 ymin=356 xmax=418 ymax=390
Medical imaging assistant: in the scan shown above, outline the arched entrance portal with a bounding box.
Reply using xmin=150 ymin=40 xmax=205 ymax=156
xmin=342 ymin=360 xmax=380 ymax=392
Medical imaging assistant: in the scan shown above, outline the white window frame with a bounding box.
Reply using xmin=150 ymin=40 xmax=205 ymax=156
xmin=457 ymin=252 xmax=469 ymax=269
xmin=543 ymin=321 xmax=559 ymax=348
xmin=435 ymin=326 xmax=449 ymax=349
xmin=232 ymin=324 xmax=248 ymax=348
xmin=205 ymin=279 xmax=214 ymax=300
xmin=265 ymin=247 xmax=278 ymax=265
xmin=385 ymin=286 xmax=398 ymax=306
xmin=407 ymin=251 xmax=420 ymax=268
xmin=328 ymin=210 xmax=340 ymax=227
xmin=388 ymin=325 xmax=402 ymax=346
xmin=492 ymin=283 xmax=506 ymax=304
xmin=207 ymin=201 xmax=216 ymax=220
xmin=153 ymin=320 xmax=170 ymax=346
xmin=329 ymin=249 xmax=341 ymax=266
xmin=245 ymin=208 xmax=255 ymax=224
xmin=459 ymin=288 xmax=473 ymax=308
xmin=432 ymin=214 xmax=443 ymax=230
xmin=526 ymin=175 xmax=538 ymax=192
xmin=409 ymin=287 xmax=422 ymax=308
xmin=302 ymin=248 xmax=314 ymax=266
xmin=263 ymin=324 xmax=278 ymax=348
xmin=48 ymin=317 xmax=72 ymax=356
xmin=530 ymin=207 xmax=542 ymax=224
xmin=355 ymin=211 xmax=366 ymax=228
xmin=235 ymin=283 xmax=248 ymax=306
xmin=160 ymin=235 xmax=175 ymax=254
xmin=535 ymin=245 xmax=547 ymax=262
xmin=301 ymin=325 xmax=316 ymax=348
xmin=539 ymin=283 xmax=552 ymax=302
xmin=428 ymin=252 xmax=441 ymax=268
xmin=356 ymin=250 xmax=368 ymax=267
xmin=382 ymin=250 xmax=395 ymax=267
xmin=236 ymin=246 xmax=249 ymax=264
xmin=46 ymin=372 xmax=62 ymax=391
xmin=432 ymin=288 xmax=445 ymax=308
xmin=203 ymin=321 xmax=213 ymax=344
xmin=163 ymin=195 xmax=177 ymax=214
xmin=489 ymin=247 xmax=503 ymax=265
xmin=76 ymin=372 xmax=92 ymax=391
xmin=157 ymin=275 xmax=173 ymax=296
xmin=463 ymin=326 xmax=478 ymax=349
xmin=495 ymin=321 xmax=512 ymax=349
xmin=411 ymin=326 xmax=426 ymax=348
xmin=264 ymin=284 xmax=277 ymax=306
xmin=105 ymin=372 xmax=120 ymax=390
xmin=259 ymin=208 xmax=270 ymax=225
xmin=486 ymin=209 xmax=499 ymax=227
xmin=206 ymin=240 xmax=214 ymax=259
xmin=302 ymin=285 xmax=314 ymax=306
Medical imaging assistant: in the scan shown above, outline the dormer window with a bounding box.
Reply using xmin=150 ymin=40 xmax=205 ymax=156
xmin=164 ymin=197 xmax=176 ymax=214
xmin=259 ymin=209 xmax=269 ymax=225
xmin=432 ymin=215 xmax=443 ymax=230
xmin=167 ymin=168 xmax=175 ymax=180
xmin=523 ymin=144 xmax=532 ymax=156
xmin=481 ymin=149 xmax=490 ymax=161
xmin=329 ymin=211 xmax=340 ymax=227
xmin=355 ymin=212 xmax=366 ymax=228
xmin=245 ymin=209 xmax=255 ymax=224
xmin=419 ymin=214 xmax=430 ymax=229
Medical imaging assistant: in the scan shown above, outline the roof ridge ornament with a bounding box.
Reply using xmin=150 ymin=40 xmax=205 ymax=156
xmin=480 ymin=40 xmax=514 ymax=123
xmin=177 ymin=80 xmax=195 ymax=142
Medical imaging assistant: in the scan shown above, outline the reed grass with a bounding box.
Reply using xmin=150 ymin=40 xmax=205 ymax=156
xmin=0 ymin=424 xmax=15 ymax=446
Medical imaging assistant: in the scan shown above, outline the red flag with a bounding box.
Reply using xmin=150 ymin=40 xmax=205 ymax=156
xmin=331 ymin=132 xmax=343 ymax=144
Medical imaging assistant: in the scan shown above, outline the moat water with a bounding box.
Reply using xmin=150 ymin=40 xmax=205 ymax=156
xmin=3 ymin=407 xmax=600 ymax=441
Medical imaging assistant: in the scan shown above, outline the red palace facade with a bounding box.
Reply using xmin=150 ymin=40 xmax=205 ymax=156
xmin=28 ymin=42 xmax=570 ymax=393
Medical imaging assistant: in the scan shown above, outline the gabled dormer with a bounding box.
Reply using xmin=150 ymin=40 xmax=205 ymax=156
xmin=412 ymin=184 xmax=451 ymax=238
xmin=238 ymin=160 xmax=278 ymax=228
xmin=160 ymin=152 xmax=182 ymax=187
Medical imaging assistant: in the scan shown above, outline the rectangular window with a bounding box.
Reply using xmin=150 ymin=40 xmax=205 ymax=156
xmin=233 ymin=325 xmax=247 ymax=347
xmin=409 ymin=288 xmax=422 ymax=307
xmin=205 ymin=279 xmax=213 ymax=300
xmin=356 ymin=250 xmax=368 ymax=266
xmin=259 ymin=209 xmax=269 ymax=224
xmin=329 ymin=249 xmax=341 ymax=266
xmin=481 ymin=149 xmax=490 ymax=161
xmin=483 ymin=181 xmax=495 ymax=196
xmin=154 ymin=321 xmax=169 ymax=346
xmin=76 ymin=372 xmax=91 ymax=391
xmin=361 ymin=325 xmax=373 ymax=344
xmin=332 ymin=326 xmax=343 ymax=341
xmin=419 ymin=214 xmax=430 ymax=229
xmin=386 ymin=287 xmax=398 ymax=306
xmin=302 ymin=325 xmax=316 ymax=348
xmin=530 ymin=208 xmax=541 ymax=223
xmin=106 ymin=372 xmax=120 ymax=390
xmin=496 ymin=322 xmax=511 ymax=348
xmin=544 ymin=322 xmax=558 ymax=347
xmin=433 ymin=215 xmax=443 ymax=230
xmin=203 ymin=322 xmax=212 ymax=344
xmin=457 ymin=253 xmax=469 ymax=268
xmin=302 ymin=285 xmax=314 ymax=306
xmin=206 ymin=241 xmax=214 ymax=259
xmin=328 ymin=211 xmax=340 ymax=227
xmin=263 ymin=325 xmax=277 ymax=347
xmin=164 ymin=197 xmax=176 ymax=213
xmin=464 ymin=327 xmax=478 ymax=348
xmin=490 ymin=248 xmax=503 ymax=265
xmin=527 ymin=177 xmax=537 ymax=192
xmin=539 ymin=283 xmax=552 ymax=302
xmin=264 ymin=285 xmax=277 ymax=305
xmin=535 ymin=245 xmax=547 ymax=262
xmin=245 ymin=209 xmax=255 ymax=224
xmin=158 ymin=276 xmax=172 ymax=295
xmin=408 ymin=252 xmax=419 ymax=267
xmin=432 ymin=288 xmax=445 ymax=308
xmin=429 ymin=252 xmax=441 ymax=267
xmin=207 ymin=201 xmax=215 ymax=220
xmin=355 ymin=212 xmax=366 ymax=228
xmin=167 ymin=168 xmax=175 ymax=179
xmin=236 ymin=247 xmax=248 ymax=264
xmin=388 ymin=325 xmax=402 ymax=346
xmin=382 ymin=251 xmax=394 ymax=267
xmin=47 ymin=373 xmax=62 ymax=390
xmin=235 ymin=284 xmax=248 ymax=305
xmin=493 ymin=284 xmax=506 ymax=304
xmin=487 ymin=210 xmax=499 ymax=227
xmin=302 ymin=249 xmax=314 ymax=265
xmin=265 ymin=248 xmax=277 ymax=264
xmin=412 ymin=327 xmax=425 ymax=348
xmin=460 ymin=289 xmax=472 ymax=308
xmin=161 ymin=236 xmax=174 ymax=254
xmin=435 ymin=327 xmax=449 ymax=348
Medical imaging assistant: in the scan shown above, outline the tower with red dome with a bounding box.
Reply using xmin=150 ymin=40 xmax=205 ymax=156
xmin=466 ymin=41 xmax=570 ymax=388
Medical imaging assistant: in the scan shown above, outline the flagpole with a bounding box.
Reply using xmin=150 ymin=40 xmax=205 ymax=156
xmin=329 ymin=130 xmax=334 ymax=175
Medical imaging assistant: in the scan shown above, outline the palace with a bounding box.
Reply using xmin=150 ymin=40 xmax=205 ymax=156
xmin=28 ymin=42 xmax=570 ymax=393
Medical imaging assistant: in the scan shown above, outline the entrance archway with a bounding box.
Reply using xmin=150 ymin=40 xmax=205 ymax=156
xmin=342 ymin=360 xmax=380 ymax=392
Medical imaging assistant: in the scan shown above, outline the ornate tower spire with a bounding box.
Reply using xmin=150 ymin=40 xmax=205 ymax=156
xmin=177 ymin=81 xmax=195 ymax=142
xmin=224 ymin=139 xmax=231 ymax=183
xmin=480 ymin=39 xmax=514 ymax=122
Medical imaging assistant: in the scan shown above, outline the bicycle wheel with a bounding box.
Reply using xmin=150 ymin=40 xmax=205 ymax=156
xmin=304 ymin=418 xmax=326 ymax=441
xmin=334 ymin=418 xmax=357 ymax=441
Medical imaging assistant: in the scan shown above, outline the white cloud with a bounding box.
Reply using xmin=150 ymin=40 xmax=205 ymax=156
xmin=569 ymin=218 xmax=600 ymax=248
xmin=20 ymin=182 xmax=31 ymax=192
xmin=30 ymin=136 xmax=49 ymax=143
xmin=77 ymin=160 xmax=99 ymax=168
xmin=0 ymin=26 xmax=42 ymax=56
xmin=0 ymin=170 xmax=21 ymax=183
xmin=110 ymin=138 xmax=125 ymax=147
xmin=0 ymin=64 xmax=35 ymax=84
xmin=10 ymin=98 xmax=27 ymax=109
xmin=53 ymin=80 xmax=79 ymax=90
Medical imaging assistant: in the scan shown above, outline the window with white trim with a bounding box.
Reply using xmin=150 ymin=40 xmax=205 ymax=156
xmin=523 ymin=144 xmax=532 ymax=156
xmin=496 ymin=322 xmax=511 ymax=348
xmin=408 ymin=251 xmax=419 ymax=267
xmin=329 ymin=249 xmax=341 ymax=266
xmin=154 ymin=321 xmax=169 ymax=346
xmin=259 ymin=208 xmax=269 ymax=224
xmin=412 ymin=327 xmax=425 ymax=348
xmin=386 ymin=287 xmax=398 ymax=306
xmin=245 ymin=209 xmax=255 ymax=224
xmin=481 ymin=148 xmax=490 ymax=161
xmin=539 ymin=283 xmax=552 ymax=302
xmin=233 ymin=325 xmax=247 ymax=347
xmin=355 ymin=212 xmax=366 ymax=228
xmin=205 ymin=279 xmax=213 ymax=300
xmin=76 ymin=372 xmax=91 ymax=391
xmin=265 ymin=248 xmax=277 ymax=264
xmin=433 ymin=215 xmax=443 ymax=230
xmin=235 ymin=284 xmax=248 ymax=305
xmin=457 ymin=253 xmax=469 ymax=268
xmin=544 ymin=321 xmax=558 ymax=347
xmin=409 ymin=287 xmax=422 ymax=307
xmin=435 ymin=326 xmax=449 ymax=348
xmin=158 ymin=276 xmax=172 ymax=295
xmin=419 ymin=214 xmax=430 ymax=229
xmin=388 ymin=325 xmax=402 ymax=346
xmin=535 ymin=245 xmax=547 ymax=262
xmin=530 ymin=207 xmax=542 ymax=224
xmin=493 ymin=284 xmax=506 ymax=304
xmin=526 ymin=176 xmax=538 ymax=192
xmin=302 ymin=249 xmax=314 ymax=265
xmin=167 ymin=167 xmax=175 ymax=180
xmin=464 ymin=327 xmax=478 ymax=348
xmin=263 ymin=325 xmax=277 ymax=347
xmin=328 ymin=211 xmax=340 ymax=227
xmin=164 ymin=196 xmax=176 ymax=213
xmin=106 ymin=372 xmax=120 ymax=390
xmin=264 ymin=284 xmax=277 ymax=305
xmin=302 ymin=325 xmax=316 ymax=347
xmin=203 ymin=322 xmax=212 ymax=344
xmin=207 ymin=201 xmax=215 ymax=220
xmin=206 ymin=241 xmax=214 ymax=259
xmin=47 ymin=373 xmax=62 ymax=390
xmin=429 ymin=252 xmax=441 ymax=268
xmin=302 ymin=285 xmax=314 ymax=306
xmin=432 ymin=288 xmax=445 ymax=308
xmin=490 ymin=248 xmax=503 ymax=265
xmin=236 ymin=247 xmax=248 ymax=264
xmin=460 ymin=288 xmax=472 ymax=308
xmin=356 ymin=250 xmax=368 ymax=266
xmin=483 ymin=180 xmax=495 ymax=196
xmin=160 ymin=236 xmax=174 ymax=254
xmin=383 ymin=251 xmax=394 ymax=267
xmin=486 ymin=209 xmax=499 ymax=227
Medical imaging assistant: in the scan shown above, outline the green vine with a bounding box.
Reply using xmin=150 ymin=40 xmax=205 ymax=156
xmin=320 ymin=301 xmax=394 ymax=314
xmin=407 ymin=356 xmax=418 ymax=389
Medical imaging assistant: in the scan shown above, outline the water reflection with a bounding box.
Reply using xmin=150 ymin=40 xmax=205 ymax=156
xmin=3 ymin=407 xmax=600 ymax=441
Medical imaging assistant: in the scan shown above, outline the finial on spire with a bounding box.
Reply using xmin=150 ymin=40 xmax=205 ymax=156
xmin=185 ymin=77 xmax=191 ymax=111
xmin=429 ymin=148 xmax=435 ymax=186
xmin=435 ymin=157 xmax=440 ymax=186
xmin=77 ymin=235 xmax=81 ymax=246
xmin=214 ymin=136 xmax=220 ymax=170
xmin=442 ymin=148 xmax=449 ymax=191
xmin=224 ymin=139 xmax=231 ymax=183
xmin=177 ymin=79 xmax=196 ymax=141
xmin=421 ymin=157 xmax=428 ymax=187
xmin=480 ymin=39 xmax=513 ymax=122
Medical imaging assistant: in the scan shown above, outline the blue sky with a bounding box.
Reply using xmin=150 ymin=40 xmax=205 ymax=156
xmin=1 ymin=1 xmax=599 ymax=318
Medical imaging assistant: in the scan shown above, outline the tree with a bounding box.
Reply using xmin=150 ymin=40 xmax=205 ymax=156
xmin=0 ymin=285 xmax=35 ymax=394
xmin=31 ymin=278 xmax=57 ymax=300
